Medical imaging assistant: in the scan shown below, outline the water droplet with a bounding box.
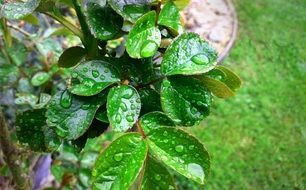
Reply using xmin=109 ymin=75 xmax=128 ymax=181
xmin=99 ymin=75 xmax=105 ymax=80
xmin=131 ymin=104 xmax=136 ymax=110
xmin=60 ymin=90 xmax=72 ymax=108
xmin=114 ymin=153 xmax=123 ymax=161
xmin=188 ymin=145 xmax=195 ymax=150
xmin=83 ymin=67 xmax=88 ymax=72
xmin=115 ymin=114 xmax=122 ymax=123
xmin=120 ymin=102 xmax=128 ymax=111
xmin=175 ymin=145 xmax=184 ymax=153
xmin=154 ymin=174 xmax=161 ymax=181
xmin=83 ymin=78 xmax=95 ymax=87
xmin=187 ymin=163 xmax=205 ymax=183
xmin=126 ymin=115 xmax=134 ymax=122
xmin=81 ymin=104 xmax=90 ymax=110
xmin=122 ymin=89 xmax=134 ymax=99
xmin=92 ymin=70 xmax=100 ymax=78
xmin=191 ymin=53 xmax=209 ymax=65
xmin=140 ymin=41 xmax=158 ymax=57
xmin=163 ymin=80 xmax=171 ymax=87
xmin=72 ymin=72 xmax=78 ymax=78
xmin=163 ymin=131 xmax=168 ymax=136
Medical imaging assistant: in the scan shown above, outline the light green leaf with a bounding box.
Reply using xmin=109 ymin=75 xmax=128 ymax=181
xmin=92 ymin=133 xmax=148 ymax=190
xmin=0 ymin=0 xmax=41 ymax=19
xmin=69 ymin=60 xmax=120 ymax=96
xmin=161 ymin=32 xmax=217 ymax=76
xmin=161 ymin=76 xmax=212 ymax=126
xmin=15 ymin=93 xmax=38 ymax=107
xmin=141 ymin=156 xmax=177 ymax=190
xmin=31 ymin=71 xmax=50 ymax=86
xmin=46 ymin=90 xmax=106 ymax=140
xmin=58 ymin=46 xmax=86 ymax=68
xmin=140 ymin=111 xmax=175 ymax=134
xmin=147 ymin=127 xmax=210 ymax=184
xmin=216 ymin=66 xmax=242 ymax=91
xmin=172 ymin=0 xmax=190 ymax=10
xmin=107 ymin=85 xmax=141 ymax=132
xmin=126 ymin=11 xmax=161 ymax=58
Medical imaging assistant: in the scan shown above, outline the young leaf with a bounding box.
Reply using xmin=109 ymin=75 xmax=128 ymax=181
xmin=46 ymin=90 xmax=106 ymax=140
xmin=58 ymin=46 xmax=86 ymax=68
xmin=31 ymin=71 xmax=51 ymax=86
xmin=138 ymin=88 xmax=162 ymax=115
xmin=141 ymin=156 xmax=177 ymax=190
xmin=161 ymin=32 xmax=217 ymax=76
xmin=16 ymin=109 xmax=60 ymax=152
xmin=158 ymin=0 xmax=183 ymax=35
xmin=147 ymin=127 xmax=210 ymax=185
xmin=161 ymin=76 xmax=212 ymax=126
xmin=86 ymin=2 xmax=123 ymax=41
xmin=140 ymin=111 xmax=175 ymax=134
xmin=199 ymin=76 xmax=235 ymax=99
xmin=126 ymin=11 xmax=161 ymax=58
xmin=216 ymin=66 xmax=242 ymax=91
xmin=107 ymin=85 xmax=141 ymax=132
xmin=69 ymin=60 xmax=120 ymax=96
xmin=108 ymin=0 xmax=152 ymax=22
xmin=171 ymin=0 xmax=190 ymax=10
xmin=92 ymin=133 xmax=148 ymax=190
xmin=0 ymin=0 xmax=41 ymax=19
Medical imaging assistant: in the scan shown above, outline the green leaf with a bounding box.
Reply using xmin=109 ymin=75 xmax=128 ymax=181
xmin=31 ymin=71 xmax=51 ymax=86
xmin=172 ymin=0 xmax=190 ymax=10
xmin=58 ymin=46 xmax=86 ymax=68
xmin=36 ymin=38 xmax=63 ymax=63
xmin=199 ymin=76 xmax=235 ymax=99
xmin=92 ymin=133 xmax=148 ymax=190
xmin=95 ymin=108 xmax=109 ymax=123
xmin=147 ymin=127 xmax=210 ymax=184
xmin=161 ymin=76 xmax=212 ymax=126
xmin=216 ymin=66 xmax=242 ymax=91
xmin=87 ymin=2 xmax=123 ymax=40
xmin=108 ymin=0 xmax=152 ymax=22
xmin=15 ymin=93 xmax=38 ymax=107
xmin=141 ymin=156 xmax=177 ymax=190
xmin=69 ymin=60 xmax=120 ymax=96
xmin=0 ymin=64 xmax=19 ymax=86
xmin=7 ymin=42 xmax=27 ymax=66
xmin=46 ymin=90 xmax=106 ymax=140
xmin=126 ymin=11 xmax=161 ymax=58
xmin=107 ymin=85 xmax=141 ymax=132
xmin=138 ymin=88 xmax=162 ymax=115
xmin=158 ymin=0 xmax=183 ymax=35
xmin=16 ymin=109 xmax=60 ymax=152
xmin=140 ymin=111 xmax=175 ymax=134
xmin=161 ymin=32 xmax=217 ymax=76
xmin=22 ymin=14 xmax=40 ymax=25
xmin=0 ymin=0 xmax=41 ymax=19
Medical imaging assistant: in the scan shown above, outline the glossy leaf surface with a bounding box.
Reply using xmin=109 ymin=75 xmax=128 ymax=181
xmin=69 ymin=60 xmax=120 ymax=96
xmin=138 ymin=88 xmax=162 ymax=115
xmin=0 ymin=0 xmax=41 ymax=19
xmin=46 ymin=90 xmax=106 ymax=140
xmin=31 ymin=71 xmax=50 ymax=86
xmin=161 ymin=76 xmax=212 ymax=126
xmin=161 ymin=32 xmax=217 ymax=76
xmin=126 ymin=11 xmax=161 ymax=58
xmin=92 ymin=133 xmax=148 ymax=190
xmin=147 ymin=127 xmax=210 ymax=184
xmin=140 ymin=111 xmax=175 ymax=134
xmin=107 ymin=85 xmax=141 ymax=132
xmin=58 ymin=46 xmax=86 ymax=68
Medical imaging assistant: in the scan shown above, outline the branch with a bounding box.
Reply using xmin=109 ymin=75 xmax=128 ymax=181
xmin=0 ymin=108 xmax=30 ymax=190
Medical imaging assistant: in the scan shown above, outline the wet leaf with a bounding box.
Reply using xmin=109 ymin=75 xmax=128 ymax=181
xmin=141 ymin=156 xmax=177 ymax=190
xmin=126 ymin=11 xmax=161 ymax=58
xmin=16 ymin=109 xmax=60 ymax=152
xmin=0 ymin=0 xmax=41 ymax=19
xmin=108 ymin=0 xmax=152 ymax=22
xmin=147 ymin=127 xmax=210 ymax=185
xmin=140 ymin=111 xmax=175 ymax=134
xmin=138 ymin=88 xmax=162 ymax=115
xmin=107 ymin=85 xmax=141 ymax=132
xmin=95 ymin=108 xmax=109 ymax=123
xmin=15 ymin=93 xmax=38 ymax=107
xmin=92 ymin=133 xmax=148 ymax=190
xmin=0 ymin=64 xmax=19 ymax=86
xmin=46 ymin=90 xmax=107 ymax=140
xmin=161 ymin=32 xmax=217 ymax=76
xmin=87 ymin=1 xmax=123 ymax=40
xmin=161 ymin=76 xmax=212 ymax=126
xmin=69 ymin=60 xmax=120 ymax=96
xmin=158 ymin=0 xmax=183 ymax=35
xmin=31 ymin=71 xmax=50 ymax=86
xmin=58 ymin=46 xmax=86 ymax=68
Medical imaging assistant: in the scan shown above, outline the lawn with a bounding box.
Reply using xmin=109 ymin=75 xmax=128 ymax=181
xmin=186 ymin=0 xmax=306 ymax=189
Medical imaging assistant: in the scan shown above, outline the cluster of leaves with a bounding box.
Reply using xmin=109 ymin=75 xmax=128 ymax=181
xmin=0 ymin=0 xmax=241 ymax=189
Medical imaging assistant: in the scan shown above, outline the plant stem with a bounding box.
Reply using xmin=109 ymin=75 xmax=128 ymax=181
xmin=155 ymin=1 xmax=162 ymax=25
xmin=0 ymin=108 xmax=30 ymax=190
xmin=0 ymin=18 xmax=12 ymax=48
xmin=136 ymin=121 xmax=146 ymax=138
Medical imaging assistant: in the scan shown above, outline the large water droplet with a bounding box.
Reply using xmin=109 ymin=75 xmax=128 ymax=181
xmin=115 ymin=114 xmax=122 ymax=123
xmin=82 ymin=78 xmax=95 ymax=87
xmin=154 ymin=174 xmax=161 ymax=181
xmin=92 ymin=70 xmax=100 ymax=78
xmin=191 ymin=54 xmax=209 ymax=65
xmin=114 ymin=153 xmax=123 ymax=161
xmin=122 ymin=89 xmax=134 ymax=99
xmin=175 ymin=145 xmax=184 ymax=153
xmin=60 ymin=90 xmax=72 ymax=108
xmin=187 ymin=163 xmax=205 ymax=183
xmin=163 ymin=80 xmax=171 ymax=87
xmin=188 ymin=145 xmax=195 ymax=150
xmin=126 ymin=115 xmax=134 ymax=122
xmin=120 ymin=102 xmax=128 ymax=111
xmin=140 ymin=41 xmax=158 ymax=57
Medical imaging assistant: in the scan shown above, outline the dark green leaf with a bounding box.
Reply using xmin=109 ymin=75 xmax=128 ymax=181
xmin=92 ymin=133 xmax=148 ymax=190
xmin=108 ymin=0 xmax=152 ymax=22
xmin=46 ymin=90 xmax=106 ymax=140
xmin=95 ymin=108 xmax=109 ymax=123
xmin=138 ymin=87 xmax=162 ymax=115
xmin=87 ymin=2 xmax=123 ymax=40
xmin=141 ymin=156 xmax=177 ymax=190
xmin=126 ymin=11 xmax=161 ymax=58
xmin=107 ymin=85 xmax=141 ymax=132
xmin=140 ymin=111 xmax=175 ymax=134
xmin=158 ymin=0 xmax=183 ymax=35
xmin=147 ymin=127 xmax=210 ymax=184
xmin=216 ymin=66 xmax=242 ymax=91
xmin=161 ymin=32 xmax=217 ymax=76
xmin=0 ymin=0 xmax=41 ymax=19
xmin=31 ymin=71 xmax=50 ymax=86
xmin=161 ymin=76 xmax=212 ymax=126
xmin=69 ymin=60 xmax=120 ymax=96
xmin=16 ymin=109 xmax=60 ymax=152
xmin=58 ymin=46 xmax=86 ymax=68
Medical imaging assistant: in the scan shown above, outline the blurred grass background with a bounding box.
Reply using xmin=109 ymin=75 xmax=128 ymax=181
xmin=182 ymin=0 xmax=306 ymax=189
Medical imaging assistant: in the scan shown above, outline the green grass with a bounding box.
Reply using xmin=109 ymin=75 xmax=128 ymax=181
xmin=185 ymin=0 xmax=306 ymax=189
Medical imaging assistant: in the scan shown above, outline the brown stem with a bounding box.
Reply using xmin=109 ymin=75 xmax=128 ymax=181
xmin=155 ymin=1 xmax=162 ymax=25
xmin=0 ymin=108 xmax=30 ymax=190
xmin=136 ymin=121 xmax=146 ymax=139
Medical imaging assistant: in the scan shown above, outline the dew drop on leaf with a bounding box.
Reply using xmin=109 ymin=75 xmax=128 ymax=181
xmin=122 ymin=89 xmax=134 ymax=99
xmin=140 ymin=41 xmax=158 ymax=57
xmin=115 ymin=114 xmax=122 ymax=123
xmin=188 ymin=145 xmax=195 ymax=150
xmin=175 ymin=145 xmax=184 ymax=153
xmin=120 ymin=102 xmax=128 ymax=111
xmin=114 ymin=153 xmax=123 ymax=161
xmin=92 ymin=70 xmax=100 ymax=78
xmin=60 ymin=90 xmax=72 ymax=109
xmin=154 ymin=174 xmax=161 ymax=181
xmin=191 ymin=53 xmax=210 ymax=65
xmin=126 ymin=115 xmax=134 ymax=122
xmin=187 ymin=163 xmax=205 ymax=183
